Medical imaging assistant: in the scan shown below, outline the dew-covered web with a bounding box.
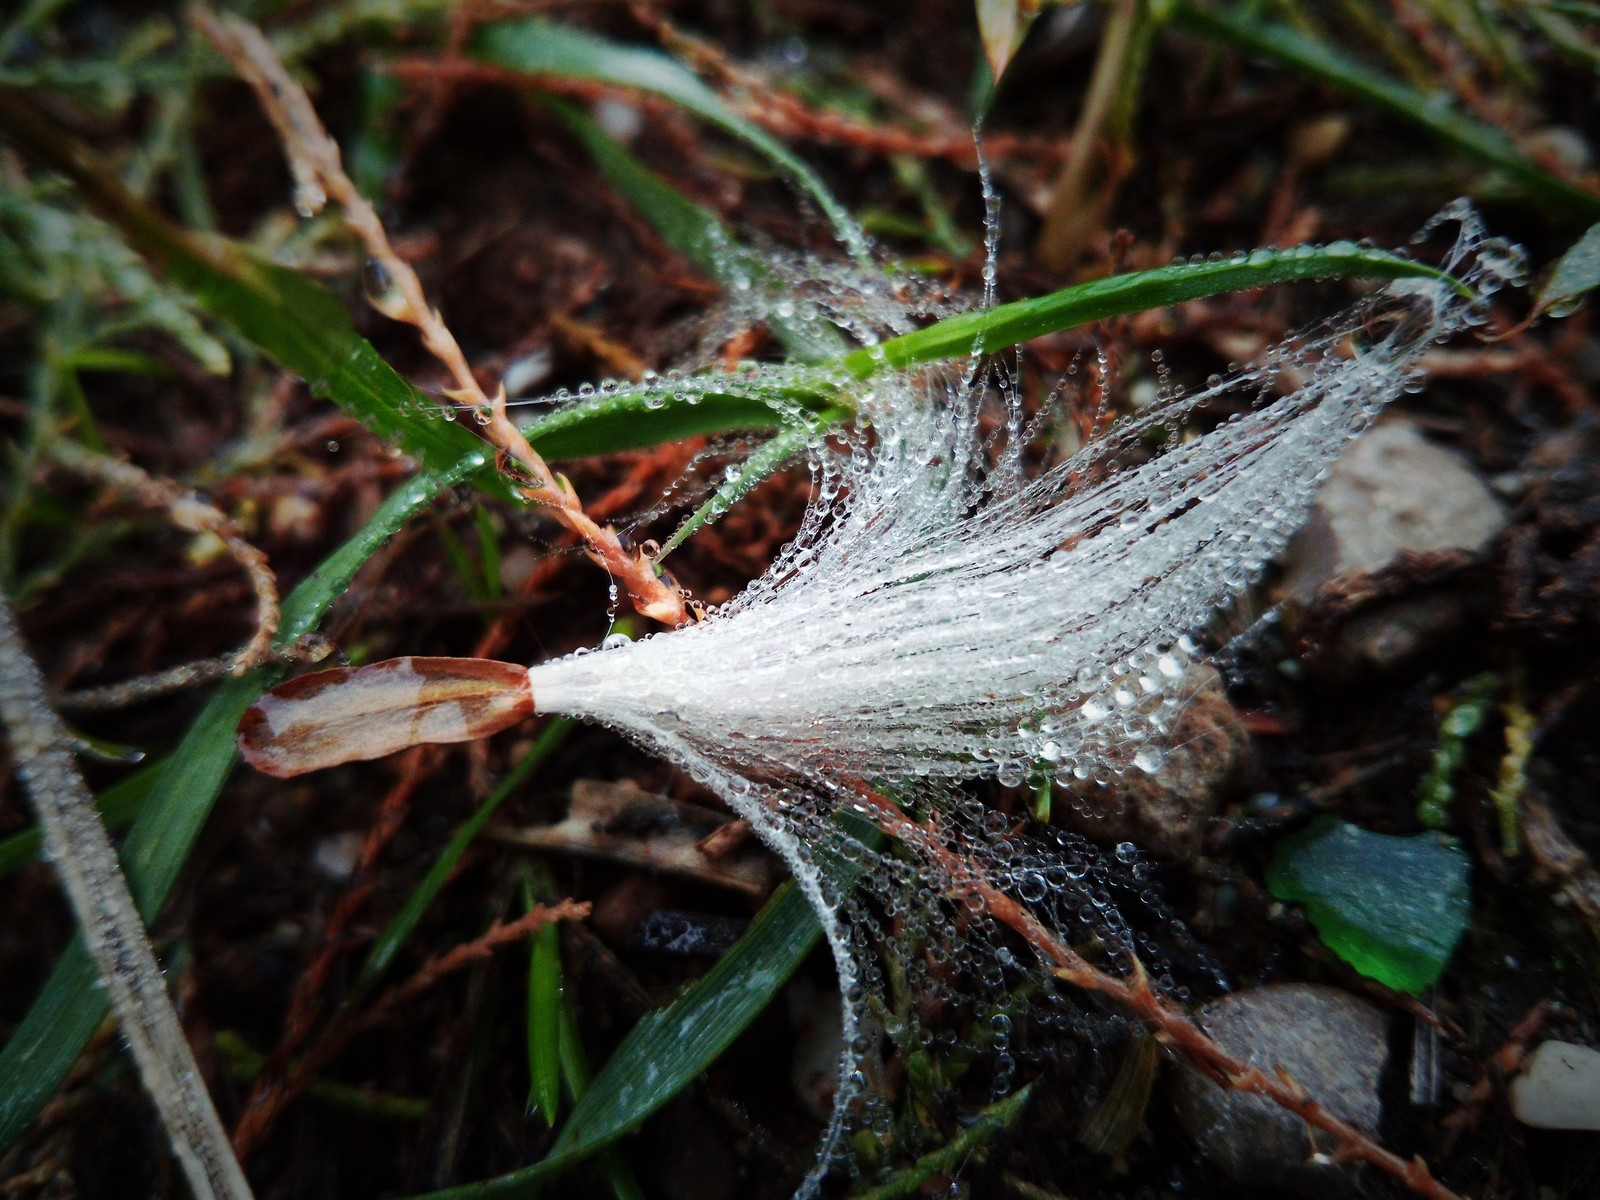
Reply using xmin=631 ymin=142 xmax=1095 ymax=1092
xmin=518 ymin=202 xmax=1520 ymax=1194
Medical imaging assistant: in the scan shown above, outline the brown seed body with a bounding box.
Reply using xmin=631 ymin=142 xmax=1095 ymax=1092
xmin=238 ymin=656 xmax=535 ymax=777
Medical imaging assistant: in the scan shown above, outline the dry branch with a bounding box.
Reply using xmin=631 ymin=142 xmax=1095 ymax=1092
xmin=0 ymin=591 xmax=254 ymax=1200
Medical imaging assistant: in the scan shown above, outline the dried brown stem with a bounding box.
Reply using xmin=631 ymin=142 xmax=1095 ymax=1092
xmin=844 ymin=781 xmax=1466 ymax=1200
xmin=233 ymin=899 xmax=588 ymax=1159
xmin=351 ymin=900 xmax=590 ymax=1038
xmin=191 ymin=8 xmax=688 ymax=627
xmin=50 ymin=438 xmax=280 ymax=672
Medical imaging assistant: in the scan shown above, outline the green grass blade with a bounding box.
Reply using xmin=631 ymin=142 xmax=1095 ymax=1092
xmin=851 ymin=1084 xmax=1033 ymax=1200
xmin=525 ymin=901 xmax=564 ymax=1126
xmin=1173 ymin=3 xmax=1600 ymax=223
xmin=409 ymin=880 xmax=823 ymax=1199
xmin=0 ymin=85 xmax=492 ymax=480
xmin=658 ymin=405 xmax=848 ymax=558
xmin=548 ymin=100 xmax=848 ymax=362
xmin=555 ymin=1004 xmax=644 ymax=1200
xmin=0 ymin=456 xmax=484 ymax=1153
xmin=839 ymin=244 xmax=1468 ymax=377
xmin=521 ymin=387 xmax=817 ymax=457
xmin=469 ymin=18 xmax=867 ymax=261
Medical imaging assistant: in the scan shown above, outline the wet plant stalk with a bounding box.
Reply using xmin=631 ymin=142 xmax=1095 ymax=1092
xmin=192 ymin=8 xmax=688 ymax=626
xmin=0 ymin=591 xmax=254 ymax=1200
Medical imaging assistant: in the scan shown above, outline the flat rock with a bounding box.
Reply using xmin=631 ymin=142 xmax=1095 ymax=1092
xmin=1169 ymin=983 xmax=1390 ymax=1199
xmin=1281 ymin=418 xmax=1507 ymax=602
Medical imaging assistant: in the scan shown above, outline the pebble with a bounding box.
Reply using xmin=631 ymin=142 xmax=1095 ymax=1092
xmin=1509 ymin=1040 xmax=1600 ymax=1130
xmin=1279 ymin=418 xmax=1507 ymax=674
xmin=1169 ymin=983 xmax=1389 ymax=1199
xmin=1280 ymin=418 xmax=1507 ymax=602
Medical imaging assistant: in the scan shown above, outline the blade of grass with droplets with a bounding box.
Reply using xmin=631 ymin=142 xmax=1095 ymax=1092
xmin=408 ymin=879 xmax=823 ymax=1199
xmin=0 ymin=84 xmax=491 ymax=481
xmin=658 ymin=404 xmax=850 ymax=559
xmin=851 ymin=1085 xmax=1034 ymax=1200
xmin=837 ymin=243 xmax=1470 ymax=377
xmin=547 ymin=99 xmax=848 ymax=362
xmin=522 ymin=388 xmax=819 ymax=458
xmin=469 ymin=18 xmax=867 ymax=261
xmin=1173 ymin=3 xmax=1600 ymax=223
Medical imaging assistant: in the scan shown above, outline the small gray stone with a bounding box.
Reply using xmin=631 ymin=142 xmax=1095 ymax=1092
xmin=1170 ymin=983 xmax=1390 ymax=1199
xmin=1510 ymin=1040 xmax=1600 ymax=1130
xmin=1281 ymin=418 xmax=1507 ymax=602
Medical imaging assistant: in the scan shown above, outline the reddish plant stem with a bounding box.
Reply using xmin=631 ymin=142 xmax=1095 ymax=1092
xmin=844 ymin=781 xmax=1467 ymax=1200
xmin=194 ymin=10 xmax=688 ymax=627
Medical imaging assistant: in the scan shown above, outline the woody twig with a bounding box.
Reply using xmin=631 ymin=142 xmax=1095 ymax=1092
xmin=192 ymin=8 xmax=689 ymax=626
xmin=845 ymin=781 xmax=1466 ymax=1200
xmin=50 ymin=437 xmax=282 ymax=674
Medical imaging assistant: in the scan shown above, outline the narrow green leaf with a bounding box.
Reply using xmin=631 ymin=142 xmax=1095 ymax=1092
xmin=851 ymin=1083 xmax=1033 ymax=1200
xmin=473 ymin=506 xmax=503 ymax=603
xmin=546 ymin=100 xmax=847 ymax=362
xmin=840 ymin=244 xmax=1468 ymax=377
xmin=555 ymin=1002 xmax=645 ymax=1200
xmin=469 ymin=19 xmax=868 ymax=260
xmin=522 ymin=388 xmax=813 ymax=458
xmin=525 ymin=902 xmax=564 ymax=1126
xmin=1538 ymin=222 xmax=1600 ymax=316
xmin=1266 ymin=816 xmax=1471 ymax=995
xmin=410 ymin=880 xmax=823 ymax=1199
xmin=0 ymin=85 xmax=491 ymax=480
xmin=658 ymin=405 xmax=848 ymax=558
xmin=1173 ymin=3 xmax=1600 ymax=222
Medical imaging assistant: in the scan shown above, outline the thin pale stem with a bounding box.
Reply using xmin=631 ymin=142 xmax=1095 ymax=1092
xmin=0 ymin=591 xmax=254 ymax=1200
xmin=50 ymin=438 xmax=280 ymax=672
xmin=192 ymin=8 xmax=688 ymax=626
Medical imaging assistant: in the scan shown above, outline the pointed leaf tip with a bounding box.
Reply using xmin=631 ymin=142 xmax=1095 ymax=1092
xmin=238 ymin=656 xmax=534 ymax=777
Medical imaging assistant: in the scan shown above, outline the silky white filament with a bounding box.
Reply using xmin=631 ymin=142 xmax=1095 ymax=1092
xmin=526 ymin=201 xmax=1520 ymax=1193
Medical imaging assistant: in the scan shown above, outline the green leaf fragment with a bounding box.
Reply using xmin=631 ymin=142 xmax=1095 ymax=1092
xmin=1267 ymin=816 xmax=1471 ymax=995
xmin=1538 ymin=222 xmax=1600 ymax=317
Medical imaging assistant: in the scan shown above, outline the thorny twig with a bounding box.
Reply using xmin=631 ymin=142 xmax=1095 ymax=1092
xmin=350 ymin=900 xmax=590 ymax=1038
xmin=191 ymin=8 xmax=690 ymax=627
xmin=845 ymin=781 xmax=1468 ymax=1200
xmin=50 ymin=438 xmax=281 ymax=673
xmin=0 ymin=591 xmax=254 ymax=1200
